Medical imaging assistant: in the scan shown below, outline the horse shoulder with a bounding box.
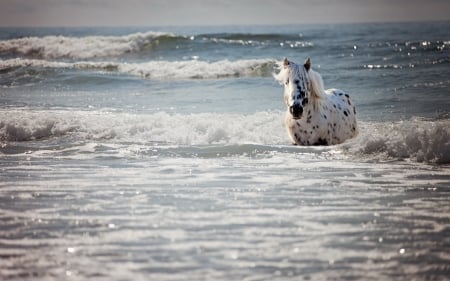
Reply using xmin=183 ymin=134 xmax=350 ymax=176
xmin=323 ymin=89 xmax=358 ymax=142
xmin=325 ymin=89 xmax=354 ymax=114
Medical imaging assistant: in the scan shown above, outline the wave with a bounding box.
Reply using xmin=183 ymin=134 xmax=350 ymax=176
xmin=0 ymin=31 xmax=313 ymax=60
xmin=198 ymin=33 xmax=313 ymax=47
xmin=1 ymin=110 xmax=449 ymax=164
xmin=0 ymin=110 xmax=286 ymax=145
xmin=117 ymin=59 xmax=276 ymax=79
xmin=0 ymin=31 xmax=180 ymax=59
xmin=0 ymin=58 xmax=276 ymax=79
xmin=201 ymin=33 xmax=299 ymax=41
xmin=343 ymin=118 xmax=450 ymax=164
xmin=363 ymin=57 xmax=450 ymax=70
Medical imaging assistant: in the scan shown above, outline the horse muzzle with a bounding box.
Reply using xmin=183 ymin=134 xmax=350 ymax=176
xmin=289 ymin=104 xmax=303 ymax=119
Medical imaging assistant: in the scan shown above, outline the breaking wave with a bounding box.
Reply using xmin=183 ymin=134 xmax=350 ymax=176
xmin=0 ymin=58 xmax=276 ymax=79
xmin=0 ymin=31 xmax=313 ymax=60
xmin=1 ymin=109 xmax=449 ymax=164
xmin=0 ymin=31 xmax=179 ymax=59
xmin=0 ymin=110 xmax=286 ymax=145
xmin=343 ymin=118 xmax=450 ymax=164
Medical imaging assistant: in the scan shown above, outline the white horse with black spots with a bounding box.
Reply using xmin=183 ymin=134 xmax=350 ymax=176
xmin=274 ymin=58 xmax=358 ymax=145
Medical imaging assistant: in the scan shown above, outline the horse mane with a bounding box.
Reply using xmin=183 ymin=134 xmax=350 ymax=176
xmin=273 ymin=62 xmax=289 ymax=84
xmin=308 ymin=69 xmax=326 ymax=110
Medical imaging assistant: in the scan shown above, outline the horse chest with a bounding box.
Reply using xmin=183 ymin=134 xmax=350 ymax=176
xmin=285 ymin=111 xmax=328 ymax=145
xmin=285 ymin=93 xmax=357 ymax=146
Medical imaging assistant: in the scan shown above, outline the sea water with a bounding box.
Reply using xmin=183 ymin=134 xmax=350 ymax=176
xmin=0 ymin=22 xmax=449 ymax=280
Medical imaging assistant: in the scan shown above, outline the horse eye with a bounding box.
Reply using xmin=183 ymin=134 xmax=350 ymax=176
xmin=285 ymin=79 xmax=289 ymax=85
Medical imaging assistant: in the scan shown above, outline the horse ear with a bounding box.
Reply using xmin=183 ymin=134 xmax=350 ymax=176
xmin=283 ymin=58 xmax=289 ymax=66
xmin=304 ymin=58 xmax=311 ymax=71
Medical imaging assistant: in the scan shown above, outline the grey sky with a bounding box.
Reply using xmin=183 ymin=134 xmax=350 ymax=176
xmin=1 ymin=0 xmax=449 ymax=27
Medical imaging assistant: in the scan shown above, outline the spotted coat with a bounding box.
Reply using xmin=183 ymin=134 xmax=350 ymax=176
xmin=285 ymin=88 xmax=358 ymax=145
xmin=276 ymin=58 xmax=358 ymax=146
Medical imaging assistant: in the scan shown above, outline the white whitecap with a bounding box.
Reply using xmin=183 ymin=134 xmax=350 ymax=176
xmin=0 ymin=31 xmax=175 ymax=59
xmin=0 ymin=58 xmax=276 ymax=79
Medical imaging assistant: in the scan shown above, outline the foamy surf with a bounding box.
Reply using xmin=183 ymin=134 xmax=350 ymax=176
xmin=0 ymin=31 xmax=316 ymax=60
xmin=343 ymin=118 xmax=450 ymax=164
xmin=0 ymin=109 xmax=286 ymax=145
xmin=0 ymin=31 xmax=177 ymax=59
xmin=1 ymin=109 xmax=449 ymax=164
xmin=0 ymin=58 xmax=276 ymax=79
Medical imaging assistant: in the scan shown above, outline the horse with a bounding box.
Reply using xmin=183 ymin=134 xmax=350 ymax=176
xmin=274 ymin=58 xmax=358 ymax=145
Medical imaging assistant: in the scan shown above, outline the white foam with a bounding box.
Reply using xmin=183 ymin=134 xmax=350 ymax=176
xmin=342 ymin=119 xmax=450 ymax=164
xmin=0 ymin=110 xmax=286 ymax=145
xmin=0 ymin=31 xmax=174 ymax=59
xmin=2 ymin=109 xmax=448 ymax=164
xmin=0 ymin=58 xmax=275 ymax=79
xmin=117 ymin=59 xmax=274 ymax=79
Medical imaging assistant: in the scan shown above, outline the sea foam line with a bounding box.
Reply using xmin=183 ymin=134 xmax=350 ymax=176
xmin=0 ymin=110 xmax=284 ymax=143
xmin=0 ymin=31 xmax=177 ymax=59
xmin=0 ymin=58 xmax=276 ymax=79
xmin=1 ymin=109 xmax=449 ymax=164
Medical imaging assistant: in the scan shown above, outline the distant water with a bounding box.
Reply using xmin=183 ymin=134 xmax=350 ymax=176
xmin=1 ymin=22 xmax=449 ymax=281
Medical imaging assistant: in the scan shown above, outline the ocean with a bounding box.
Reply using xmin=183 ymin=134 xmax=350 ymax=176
xmin=0 ymin=22 xmax=449 ymax=280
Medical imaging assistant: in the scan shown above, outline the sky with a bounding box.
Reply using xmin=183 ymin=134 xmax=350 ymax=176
xmin=0 ymin=0 xmax=449 ymax=27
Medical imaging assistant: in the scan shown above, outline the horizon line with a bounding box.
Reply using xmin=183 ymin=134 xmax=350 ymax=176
xmin=1 ymin=19 xmax=449 ymax=29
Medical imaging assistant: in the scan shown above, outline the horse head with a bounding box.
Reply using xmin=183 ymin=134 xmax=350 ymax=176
xmin=275 ymin=58 xmax=312 ymax=119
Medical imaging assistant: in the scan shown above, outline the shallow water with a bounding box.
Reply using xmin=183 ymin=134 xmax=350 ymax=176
xmin=1 ymin=22 xmax=450 ymax=280
xmin=1 ymin=148 xmax=450 ymax=280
